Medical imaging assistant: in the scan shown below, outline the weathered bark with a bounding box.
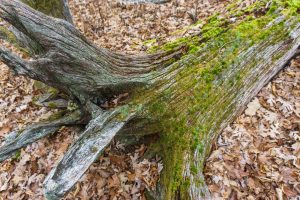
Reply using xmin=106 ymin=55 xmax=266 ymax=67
xmin=148 ymin=20 xmax=300 ymax=199
xmin=0 ymin=110 xmax=82 ymax=162
xmin=0 ymin=0 xmax=182 ymax=102
xmin=0 ymin=0 xmax=300 ymax=199
xmin=44 ymin=106 xmax=134 ymax=199
xmin=0 ymin=0 xmax=73 ymax=55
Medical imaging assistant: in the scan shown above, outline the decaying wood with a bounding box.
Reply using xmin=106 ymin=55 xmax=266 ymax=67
xmin=0 ymin=0 xmax=73 ymax=55
xmin=181 ymin=24 xmax=300 ymax=199
xmin=44 ymin=107 xmax=133 ymax=200
xmin=0 ymin=0 xmax=182 ymax=102
xmin=0 ymin=0 xmax=300 ymax=199
xmin=0 ymin=110 xmax=82 ymax=162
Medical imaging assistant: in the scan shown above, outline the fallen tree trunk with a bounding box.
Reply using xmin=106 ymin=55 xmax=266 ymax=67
xmin=0 ymin=0 xmax=300 ymax=199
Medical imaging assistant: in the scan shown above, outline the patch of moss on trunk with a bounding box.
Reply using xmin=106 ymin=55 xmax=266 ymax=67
xmin=21 ymin=0 xmax=66 ymax=19
xmin=131 ymin=0 xmax=300 ymax=199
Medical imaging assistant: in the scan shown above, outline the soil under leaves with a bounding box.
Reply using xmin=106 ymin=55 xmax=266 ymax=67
xmin=0 ymin=0 xmax=299 ymax=199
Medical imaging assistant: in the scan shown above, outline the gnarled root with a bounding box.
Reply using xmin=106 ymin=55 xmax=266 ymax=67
xmin=0 ymin=110 xmax=82 ymax=162
xmin=44 ymin=107 xmax=134 ymax=199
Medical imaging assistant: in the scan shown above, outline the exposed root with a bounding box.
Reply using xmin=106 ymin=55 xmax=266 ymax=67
xmin=35 ymin=99 xmax=68 ymax=108
xmin=183 ymin=154 xmax=211 ymax=200
xmin=0 ymin=47 xmax=35 ymax=77
xmin=0 ymin=110 xmax=82 ymax=162
xmin=0 ymin=0 xmax=184 ymax=102
xmin=44 ymin=107 xmax=134 ymax=199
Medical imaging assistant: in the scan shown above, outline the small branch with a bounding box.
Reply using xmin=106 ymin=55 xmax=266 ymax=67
xmin=44 ymin=107 xmax=134 ymax=199
xmin=0 ymin=47 xmax=51 ymax=83
xmin=34 ymin=99 xmax=69 ymax=108
xmin=0 ymin=110 xmax=82 ymax=162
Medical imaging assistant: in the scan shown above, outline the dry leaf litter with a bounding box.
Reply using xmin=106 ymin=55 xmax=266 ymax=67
xmin=1 ymin=0 xmax=299 ymax=199
xmin=205 ymin=57 xmax=300 ymax=199
xmin=68 ymin=0 xmax=232 ymax=53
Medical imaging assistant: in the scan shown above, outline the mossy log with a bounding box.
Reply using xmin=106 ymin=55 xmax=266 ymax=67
xmin=0 ymin=0 xmax=300 ymax=199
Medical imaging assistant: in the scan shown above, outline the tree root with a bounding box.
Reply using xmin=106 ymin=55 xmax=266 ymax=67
xmin=44 ymin=107 xmax=134 ymax=199
xmin=0 ymin=0 xmax=184 ymax=102
xmin=1 ymin=1 xmax=300 ymax=199
xmin=0 ymin=110 xmax=82 ymax=162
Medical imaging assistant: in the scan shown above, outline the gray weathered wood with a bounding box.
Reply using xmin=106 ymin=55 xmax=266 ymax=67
xmin=0 ymin=0 xmax=300 ymax=200
xmin=0 ymin=110 xmax=82 ymax=162
xmin=0 ymin=0 xmax=182 ymax=103
xmin=44 ymin=107 xmax=133 ymax=200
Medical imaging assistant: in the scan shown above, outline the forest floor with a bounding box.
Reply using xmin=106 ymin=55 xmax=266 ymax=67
xmin=0 ymin=0 xmax=299 ymax=199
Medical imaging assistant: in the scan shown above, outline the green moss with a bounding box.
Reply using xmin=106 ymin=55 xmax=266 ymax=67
xmin=33 ymin=81 xmax=45 ymax=90
xmin=47 ymin=110 xmax=66 ymax=121
xmin=67 ymin=102 xmax=78 ymax=111
xmin=0 ymin=26 xmax=17 ymax=43
xmin=143 ymin=38 xmax=157 ymax=47
xmin=147 ymin=14 xmax=227 ymax=54
xmin=47 ymin=87 xmax=59 ymax=96
xmin=135 ymin=1 xmax=300 ymax=198
xmin=116 ymin=105 xmax=131 ymax=121
xmin=21 ymin=0 xmax=66 ymax=19
xmin=12 ymin=150 xmax=21 ymax=161
xmin=48 ymin=102 xmax=57 ymax=109
xmin=201 ymin=16 xmax=226 ymax=40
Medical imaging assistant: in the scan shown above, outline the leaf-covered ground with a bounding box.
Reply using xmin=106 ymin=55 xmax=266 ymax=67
xmin=69 ymin=0 xmax=231 ymax=53
xmin=205 ymin=57 xmax=300 ymax=199
xmin=0 ymin=0 xmax=299 ymax=199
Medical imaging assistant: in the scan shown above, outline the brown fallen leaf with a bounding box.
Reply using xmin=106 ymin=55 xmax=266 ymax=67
xmin=282 ymin=185 xmax=298 ymax=197
xmin=127 ymin=173 xmax=136 ymax=182
xmin=0 ymin=125 xmax=11 ymax=137
xmin=108 ymin=174 xmax=120 ymax=188
xmin=109 ymin=154 xmax=127 ymax=168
